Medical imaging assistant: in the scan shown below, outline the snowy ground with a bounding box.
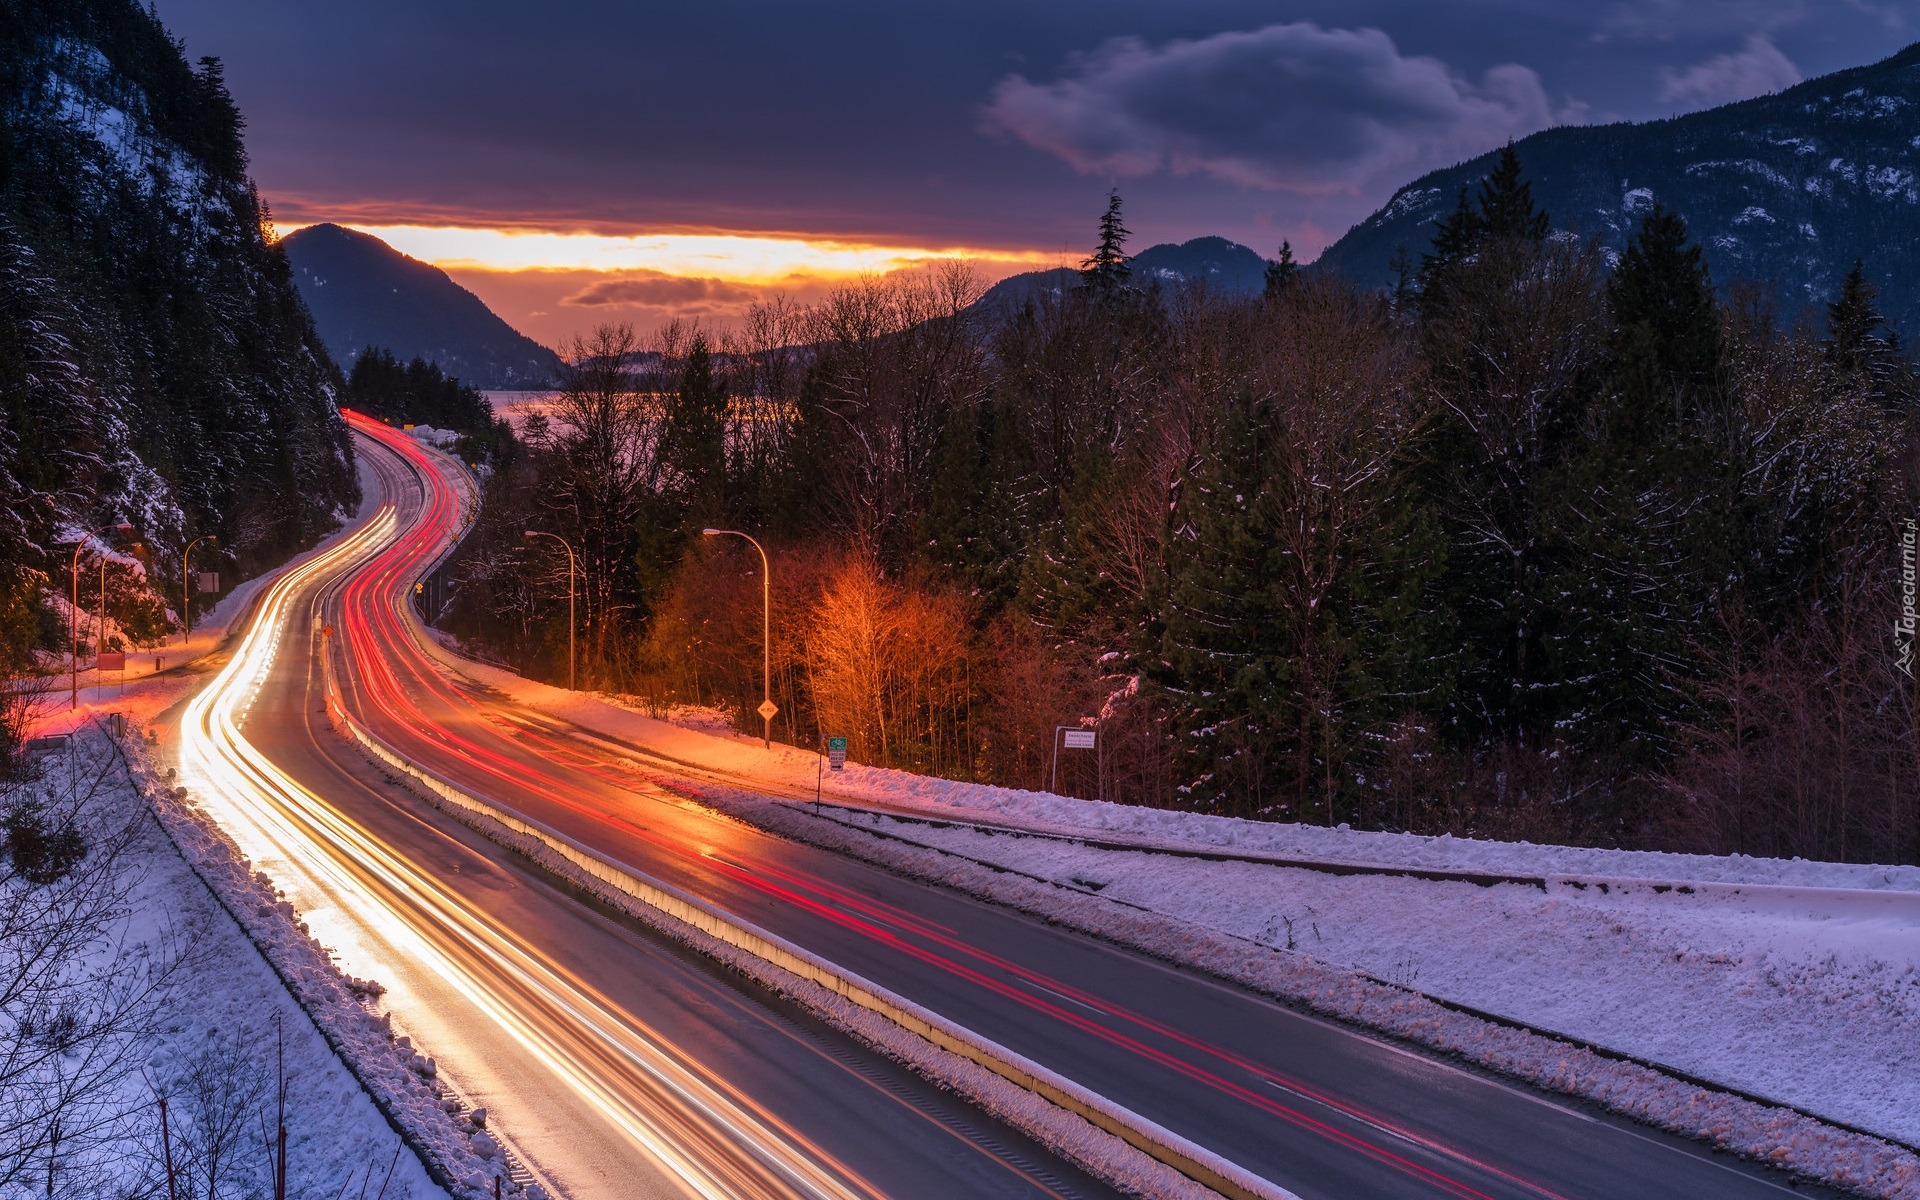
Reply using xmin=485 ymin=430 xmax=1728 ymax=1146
xmin=1 ymin=730 xmax=441 ymax=1200
xmin=407 ymin=640 xmax=1920 ymax=1194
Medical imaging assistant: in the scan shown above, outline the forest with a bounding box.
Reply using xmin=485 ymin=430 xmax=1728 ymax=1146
xmin=438 ymin=153 xmax=1920 ymax=866
xmin=0 ymin=0 xmax=356 ymax=767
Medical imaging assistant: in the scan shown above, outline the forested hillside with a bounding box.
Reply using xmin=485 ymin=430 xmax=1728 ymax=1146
xmin=0 ymin=0 xmax=356 ymax=715
xmin=1316 ymin=41 xmax=1920 ymax=333
xmin=443 ymin=177 xmax=1920 ymax=867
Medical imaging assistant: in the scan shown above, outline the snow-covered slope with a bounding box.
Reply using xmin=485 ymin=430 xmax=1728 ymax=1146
xmin=1316 ymin=41 xmax=1920 ymax=329
xmin=0 ymin=0 xmax=358 ymax=678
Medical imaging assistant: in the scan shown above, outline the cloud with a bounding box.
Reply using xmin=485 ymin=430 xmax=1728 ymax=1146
xmin=1656 ymin=34 xmax=1802 ymax=108
xmin=562 ymin=271 xmax=760 ymax=308
xmin=980 ymin=23 xmax=1580 ymax=194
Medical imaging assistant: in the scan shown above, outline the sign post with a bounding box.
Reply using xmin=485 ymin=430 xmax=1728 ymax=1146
xmin=817 ymin=736 xmax=848 ymax=813
xmin=1050 ymin=725 xmax=1098 ymax=795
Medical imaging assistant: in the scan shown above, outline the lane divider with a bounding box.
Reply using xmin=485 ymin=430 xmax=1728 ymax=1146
xmin=319 ymin=643 xmax=1294 ymax=1200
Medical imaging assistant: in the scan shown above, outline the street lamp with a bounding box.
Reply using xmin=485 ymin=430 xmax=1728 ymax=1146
xmin=522 ymin=531 xmax=577 ymax=690
xmin=70 ymin=523 xmax=133 ymax=709
xmin=182 ymin=534 xmax=217 ymax=645
xmin=702 ymin=529 xmax=774 ymax=748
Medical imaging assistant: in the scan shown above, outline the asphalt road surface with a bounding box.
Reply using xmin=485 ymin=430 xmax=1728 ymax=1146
xmin=173 ymin=431 xmax=1125 ymax=1200
xmin=283 ymin=415 xmax=1837 ymax=1200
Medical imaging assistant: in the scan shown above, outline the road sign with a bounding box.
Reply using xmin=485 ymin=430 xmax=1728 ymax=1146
xmin=196 ymin=571 xmax=219 ymax=594
xmin=1063 ymin=729 xmax=1097 ymax=750
xmin=757 ymin=699 xmax=779 ymax=721
xmin=97 ymin=651 xmax=126 ymax=672
xmin=827 ymin=736 xmax=847 ymax=770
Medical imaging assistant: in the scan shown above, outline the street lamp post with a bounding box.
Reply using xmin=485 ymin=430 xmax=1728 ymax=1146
xmin=70 ymin=524 xmax=133 ymax=710
xmin=702 ymin=529 xmax=773 ymax=748
xmin=182 ymin=535 xmax=217 ymax=645
xmin=522 ymin=531 xmax=577 ymax=690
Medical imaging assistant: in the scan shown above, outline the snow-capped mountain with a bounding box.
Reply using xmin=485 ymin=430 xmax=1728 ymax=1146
xmin=1315 ymin=42 xmax=1920 ymax=332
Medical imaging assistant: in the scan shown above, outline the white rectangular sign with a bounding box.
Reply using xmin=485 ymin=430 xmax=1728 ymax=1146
xmin=1063 ymin=729 xmax=1097 ymax=750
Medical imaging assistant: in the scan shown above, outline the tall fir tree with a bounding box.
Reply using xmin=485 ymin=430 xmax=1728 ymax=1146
xmin=1825 ymin=259 xmax=1916 ymax=412
xmin=1263 ymin=241 xmax=1299 ymax=300
xmin=1538 ymin=205 xmax=1732 ymax=758
xmin=1475 ymin=144 xmax=1551 ymax=241
xmin=1081 ymin=189 xmax=1132 ymax=293
xmin=1413 ymin=148 xmax=1592 ymax=745
xmin=637 ymin=334 xmax=730 ymax=605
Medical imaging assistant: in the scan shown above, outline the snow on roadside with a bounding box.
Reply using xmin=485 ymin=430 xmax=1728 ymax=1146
xmin=405 ymin=637 xmax=1920 ymax=1196
xmin=111 ymin=730 xmax=532 ymax=1200
xmin=413 ymin=637 xmax=1920 ymax=895
xmin=809 ymin=805 xmax=1920 ymax=1145
xmin=692 ymin=785 xmax=1920 ymax=1200
xmin=5 ymin=729 xmax=442 ymax=1200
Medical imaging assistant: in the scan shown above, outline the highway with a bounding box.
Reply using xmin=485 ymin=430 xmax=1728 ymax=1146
xmin=173 ymin=435 xmax=1124 ymax=1200
xmin=293 ymin=413 xmax=1836 ymax=1200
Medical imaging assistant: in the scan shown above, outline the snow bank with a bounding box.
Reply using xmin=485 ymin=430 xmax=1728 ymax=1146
xmin=7 ymin=729 xmax=443 ymax=1199
xmin=114 ymin=731 xmax=534 ymax=1200
xmin=692 ymin=786 xmax=1920 ymax=1200
xmin=408 ymin=639 xmax=1920 ymax=1196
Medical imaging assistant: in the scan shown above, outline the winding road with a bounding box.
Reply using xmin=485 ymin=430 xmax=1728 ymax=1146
xmin=176 ymin=411 xmax=1835 ymax=1200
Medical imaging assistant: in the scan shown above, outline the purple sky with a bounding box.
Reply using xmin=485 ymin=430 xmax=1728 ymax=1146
xmin=149 ymin=0 xmax=1918 ymax=341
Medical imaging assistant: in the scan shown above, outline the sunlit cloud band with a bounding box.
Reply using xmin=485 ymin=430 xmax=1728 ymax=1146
xmin=308 ymin=224 xmax=1059 ymax=282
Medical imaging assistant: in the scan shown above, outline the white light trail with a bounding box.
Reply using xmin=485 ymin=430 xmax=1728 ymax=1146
xmin=176 ymin=500 xmax=875 ymax=1200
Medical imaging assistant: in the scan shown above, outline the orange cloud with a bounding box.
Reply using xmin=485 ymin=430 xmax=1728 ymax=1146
xmin=279 ymin=222 xmax=1069 ymax=348
xmin=563 ymin=271 xmax=760 ymax=307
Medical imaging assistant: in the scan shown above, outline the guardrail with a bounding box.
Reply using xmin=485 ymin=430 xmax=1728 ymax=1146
xmin=318 ymin=645 xmax=1293 ymax=1200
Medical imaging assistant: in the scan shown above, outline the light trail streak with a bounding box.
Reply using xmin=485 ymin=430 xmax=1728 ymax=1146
xmin=175 ymin=466 xmax=887 ymax=1200
xmin=337 ymin=414 xmax=1573 ymax=1200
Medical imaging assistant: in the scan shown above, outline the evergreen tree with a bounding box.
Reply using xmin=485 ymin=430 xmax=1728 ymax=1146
xmin=921 ymin=392 xmax=1026 ymax=614
xmin=1602 ymin=205 xmax=1722 ymax=438
xmin=1412 ymin=149 xmax=1595 ymax=745
xmin=1825 ymin=259 xmax=1916 ymax=412
xmin=1386 ymin=247 xmax=1415 ymax=313
xmin=1539 ymin=205 xmax=1731 ymax=756
xmin=1081 ymin=190 xmax=1131 ymax=292
xmin=637 ymin=333 xmax=730 ymax=600
xmin=1417 ymin=187 xmax=1482 ymax=295
xmin=1263 ymin=241 xmax=1298 ymax=300
xmin=1475 ymin=144 xmax=1551 ymax=242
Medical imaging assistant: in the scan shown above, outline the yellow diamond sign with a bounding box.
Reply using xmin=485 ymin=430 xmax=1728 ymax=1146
xmin=757 ymin=699 xmax=779 ymax=721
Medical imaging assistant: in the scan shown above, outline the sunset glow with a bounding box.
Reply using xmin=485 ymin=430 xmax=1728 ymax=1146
xmin=323 ymin=224 xmax=1059 ymax=282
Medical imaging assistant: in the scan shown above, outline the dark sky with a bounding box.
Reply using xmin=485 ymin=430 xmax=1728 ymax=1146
xmin=153 ymin=0 xmax=1917 ymax=255
xmin=148 ymin=0 xmax=1917 ymax=344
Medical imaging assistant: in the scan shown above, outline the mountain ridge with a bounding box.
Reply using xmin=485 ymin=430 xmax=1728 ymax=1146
xmin=282 ymin=223 xmax=561 ymax=389
xmin=1314 ymin=41 xmax=1920 ymax=331
xmin=974 ymin=235 xmax=1272 ymax=313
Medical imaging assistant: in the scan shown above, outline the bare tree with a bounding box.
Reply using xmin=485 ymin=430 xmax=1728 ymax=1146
xmin=0 ymin=733 xmax=193 ymax=1194
xmin=526 ymin=324 xmax=665 ymax=684
xmin=804 ymin=263 xmax=989 ymax=562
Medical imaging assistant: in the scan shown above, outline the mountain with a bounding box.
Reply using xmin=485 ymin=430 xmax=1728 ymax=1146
xmin=1315 ymin=41 xmax=1920 ymax=332
xmin=975 ymin=236 xmax=1271 ymax=314
xmin=0 ymin=0 xmax=356 ymax=648
xmin=282 ymin=223 xmax=561 ymax=389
